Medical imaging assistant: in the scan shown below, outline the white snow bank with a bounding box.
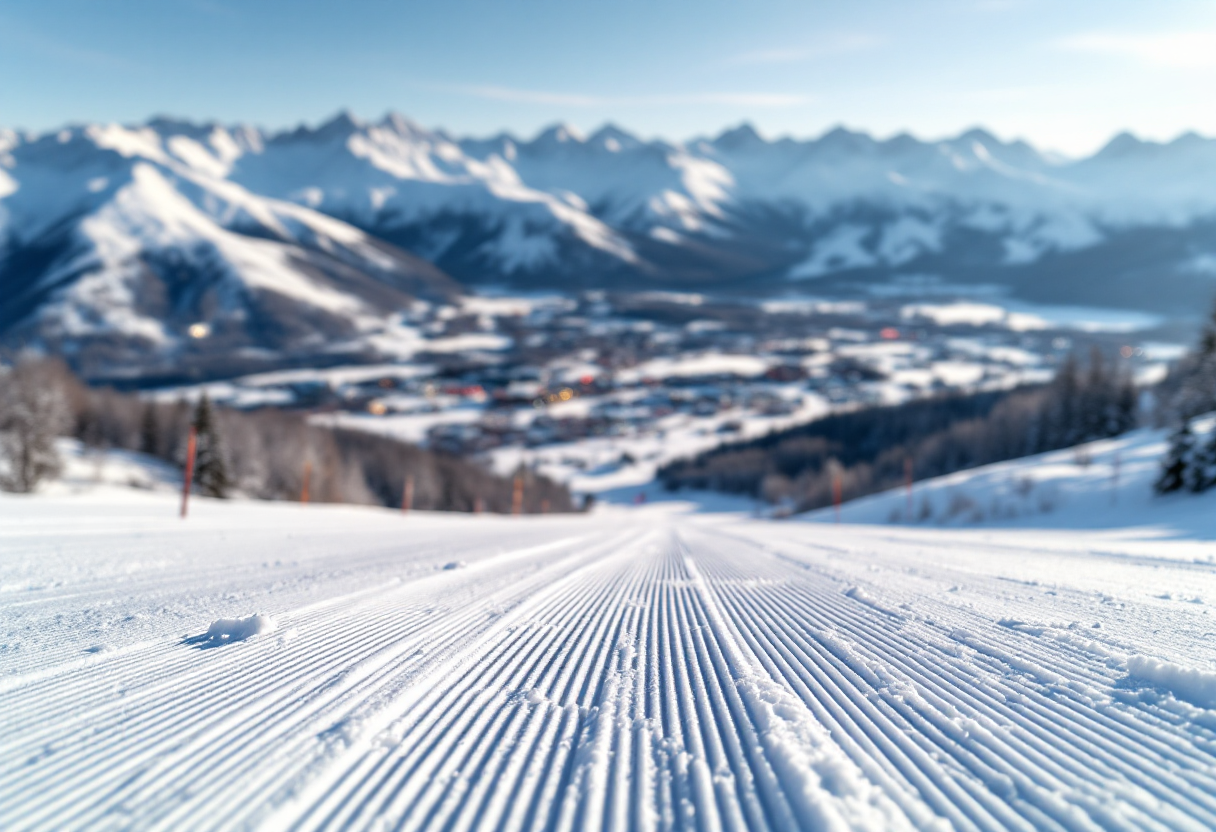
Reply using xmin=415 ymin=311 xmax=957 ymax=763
xmin=203 ymin=613 xmax=277 ymax=644
xmin=1127 ymin=655 xmax=1216 ymax=709
xmin=804 ymin=427 xmax=1216 ymax=541
xmin=38 ymin=438 xmax=184 ymax=497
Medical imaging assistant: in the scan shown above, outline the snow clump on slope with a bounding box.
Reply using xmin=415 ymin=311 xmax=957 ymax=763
xmin=1128 ymin=655 xmax=1216 ymax=709
xmin=203 ymin=613 xmax=277 ymax=644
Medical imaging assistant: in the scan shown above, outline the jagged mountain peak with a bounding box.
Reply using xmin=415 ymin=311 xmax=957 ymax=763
xmin=1169 ymin=131 xmax=1212 ymax=153
xmin=529 ymin=123 xmax=585 ymax=148
xmin=878 ymin=131 xmax=927 ymax=154
xmin=953 ymin=126 xmax=1002 ymax=146
xmin=269 ymin=110 xmax=364 ymax=146
xmin=314 ymin=109 xmax=364 ymax=139
xmin=376 ymin=111 xmax=435 ymax=141
xmin=808 ymin=125 xmax=879 ymax=157
xmin=586 ymin=123 xmax=643 ymax=152
xmin=712 ymin=122 xmax=765 ymax=152
xmin=1093 ymin=131 xmax=1148 ymax=160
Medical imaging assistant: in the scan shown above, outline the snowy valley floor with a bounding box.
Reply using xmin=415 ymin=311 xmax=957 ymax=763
xmin=3 ymin=493 xmax=1216 ymax=830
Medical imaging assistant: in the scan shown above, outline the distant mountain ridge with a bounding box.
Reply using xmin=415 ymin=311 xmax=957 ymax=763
xmin=0 ymin=118 xmax=461 ymax=380
xmin=2 ymin=112 xmax=1215 ymax=377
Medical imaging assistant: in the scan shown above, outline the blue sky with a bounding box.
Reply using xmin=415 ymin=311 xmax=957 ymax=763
xmin=1 ymin=0 xmax=1213 ymax=155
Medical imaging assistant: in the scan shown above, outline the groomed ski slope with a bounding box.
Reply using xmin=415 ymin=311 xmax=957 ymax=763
xmin=3 ymin=491 xmax=1216 ymax=830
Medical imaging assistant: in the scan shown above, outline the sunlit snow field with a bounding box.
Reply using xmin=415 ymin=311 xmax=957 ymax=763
xmin=3 ymin=435 xmax=1216 ymax=830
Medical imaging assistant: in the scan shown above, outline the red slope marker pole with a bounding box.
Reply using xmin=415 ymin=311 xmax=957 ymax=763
xmin=180 ymin=426 xmax=197 ymax=519
xmin=401 ymin=474 xmax=414 ymax=514
xmin=833 ymin=470 xmax=842 ymax=524
xmin=301 ymin=460 xmax=312 ymax=504
xmin=512 ymin=474 xmax=524 ymax=516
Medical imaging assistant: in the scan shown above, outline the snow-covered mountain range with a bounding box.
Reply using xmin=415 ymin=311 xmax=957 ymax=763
xmin=3 ymin=112 xmax=1216 ymax=377
xmin=237 ymin=113 xmax=1216 ymax=304
xmin=0 ymin=119 xmax=460 ymax=380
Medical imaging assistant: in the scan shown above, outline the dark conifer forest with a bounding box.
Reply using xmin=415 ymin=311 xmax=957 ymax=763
xmin=660 ymin=349 xmax=1138 ymax=512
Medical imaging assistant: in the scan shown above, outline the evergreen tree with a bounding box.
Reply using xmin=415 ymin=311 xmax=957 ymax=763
xmin=1187 ymin=427 xmax=1216 ymax=493
xmin=1044 ymin=354 xmax=1081 ymax=447
xmin=1161 ymin=299 xmax=1216 ymax=422
xmin=1080 ymin=346 xmax=1110 ymax=442
xmin=1111 ymin=373 xmax=1138 ymax=436
xmin=192 ymin=393 xmax=230 ymax=498
xmin=139 ymin=403 xmax=160 ymax=457
xmin=1156 ymin=421 xmax=1194 ymax=494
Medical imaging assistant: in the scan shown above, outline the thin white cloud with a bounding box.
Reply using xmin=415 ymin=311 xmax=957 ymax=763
xmin=1056 ymin=31 xmax=1216 ymax=69
xmin=449 ymin=85 xmax=812 ymax=108
xmin=726 ymin=34 xmax=885 ymax=66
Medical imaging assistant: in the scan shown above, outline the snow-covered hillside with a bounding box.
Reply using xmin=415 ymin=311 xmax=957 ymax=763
xmin=3 ymin=113 xmax=1216 ymax=375
xmin=232 ymin=115 xmax=641 ymax=278
xmin=0 ymin=121 xmax=460 ymax=379
xmin=806 ymin=425 xmax=1216 ymax=538
xmin=3 ymin=464 xmax=1216 ymax=829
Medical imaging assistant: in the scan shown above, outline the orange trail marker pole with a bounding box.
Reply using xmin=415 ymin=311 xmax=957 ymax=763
xmin=180 ymin=426 xmax=197 ymax=519
xmin=512 ymin=474 xmax=524 ymax=516
xmin=401 ymin=474 xmax=415 ymax=514
xmin=833 ymin=470 xmax=842 ymax=524
xmin=300 ymin=460 xmax=312 ymax=504
xmin=474 ymin=496 xmax=484 ymax=514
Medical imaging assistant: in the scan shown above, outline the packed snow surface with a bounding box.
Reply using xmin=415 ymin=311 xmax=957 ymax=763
xmin=3 ymin=491 xmax=1216 ymax=830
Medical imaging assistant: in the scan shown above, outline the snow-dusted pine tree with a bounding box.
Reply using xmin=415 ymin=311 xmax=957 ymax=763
xmin=1156 ymin=421 xmax=1195 ymax=494
xmin=1186 ymin=426 xmax=1216 ymax=493
xmin=192 ymin=393 xmax=230 ymax=499
xmin=1158 ymin=300 xmax=1216 ymax=422
xmin=1048 ymin=354 xmax=1082 ymax=447
xmin=139 ymin=403 xmax=160 ymax=457
xmin=1110 ymin=373 xmax=1138 ymax=436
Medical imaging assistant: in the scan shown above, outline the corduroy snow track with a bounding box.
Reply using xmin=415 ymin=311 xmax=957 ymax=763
xmin=2 ymin=496 xmax=1216 ymax=831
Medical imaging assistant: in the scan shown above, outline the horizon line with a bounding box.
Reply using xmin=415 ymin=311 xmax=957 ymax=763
xmin=8 ymin=109 xmax=1212 ymax=160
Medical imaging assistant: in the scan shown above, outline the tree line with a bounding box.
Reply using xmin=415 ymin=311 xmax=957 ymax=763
xmin=0 ymin=357 xmax=574 ymax=513
xmin=659 ymin=348 xmax=1137 ymax=513
xmin=1154 ymin=302 xmax=1216 ymax=495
